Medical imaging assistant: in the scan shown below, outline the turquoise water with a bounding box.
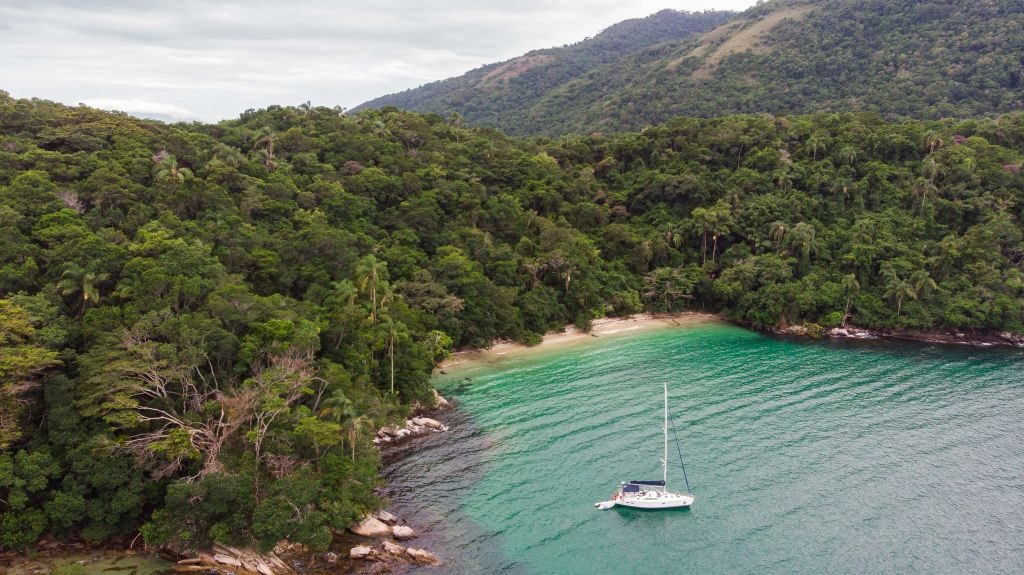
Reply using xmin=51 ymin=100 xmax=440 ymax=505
xmin=385 ymin=323 xmax=1024 ymax=574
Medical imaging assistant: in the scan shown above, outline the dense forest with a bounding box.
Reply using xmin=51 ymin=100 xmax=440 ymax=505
xmin=360 ymin=0 xmax=1024 ymax=135
xmin=1 ymin=91 xmax=1022 ymax=553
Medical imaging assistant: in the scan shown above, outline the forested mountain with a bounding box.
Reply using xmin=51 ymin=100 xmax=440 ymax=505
xmin=1 ymin=92 xmax=1022 ymax=552
xmin=359 ymin=0 xmax=1024 ymax=135
xmin=353 ymin=9 xmax=734 ymax=128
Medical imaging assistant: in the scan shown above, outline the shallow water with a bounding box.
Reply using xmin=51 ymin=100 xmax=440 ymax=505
xmin=385 ymin=322 xmax=1024 ymax=574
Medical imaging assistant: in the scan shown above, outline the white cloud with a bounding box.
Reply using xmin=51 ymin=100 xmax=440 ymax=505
xmin=0 ymin=0 xmax=758 ymax=121
xmin=81 ymin=99 xmax=198 ymax=121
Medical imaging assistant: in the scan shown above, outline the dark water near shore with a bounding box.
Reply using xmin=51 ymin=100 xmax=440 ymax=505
xmin=385 ymin=322 xmax=1024 ymax=574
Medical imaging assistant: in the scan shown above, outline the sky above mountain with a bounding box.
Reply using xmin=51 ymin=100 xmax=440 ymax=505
xmin=0 ymin=0 xmax=757 ymax=122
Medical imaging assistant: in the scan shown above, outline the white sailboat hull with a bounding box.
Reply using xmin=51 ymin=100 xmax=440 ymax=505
xmin=614 ymin=493 xmax=694 ymax=509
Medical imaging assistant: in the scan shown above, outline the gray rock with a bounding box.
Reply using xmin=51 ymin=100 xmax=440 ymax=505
xmin=392 ymin=525 xmax=417 ymax=540
xmin=406 ymin=547 xmax=440 ymax=565
xmin=350 ymin=516 xmax=392 ymax=538
xmin=349 ymin=545 xmax=373 ymax=559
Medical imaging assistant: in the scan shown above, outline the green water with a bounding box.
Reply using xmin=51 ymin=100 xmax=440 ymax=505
xmin=385 ymin=322 xmax=1024 ymax=574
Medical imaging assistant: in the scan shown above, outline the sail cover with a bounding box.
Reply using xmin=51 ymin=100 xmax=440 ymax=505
xmin=629 ymin=480 xmax=666 ymax=486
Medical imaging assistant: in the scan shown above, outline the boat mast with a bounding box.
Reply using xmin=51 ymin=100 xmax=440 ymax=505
xmin=663 ymin=381 xmax=668 ymax=487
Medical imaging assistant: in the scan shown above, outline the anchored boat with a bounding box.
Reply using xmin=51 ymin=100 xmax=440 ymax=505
xmin=595 ymin=382 xmax=694 ymax=511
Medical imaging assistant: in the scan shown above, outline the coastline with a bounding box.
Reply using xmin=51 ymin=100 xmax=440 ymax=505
xmin=438 ymin=312 xmax=723 ymax=372
xmin=773 ymin=324 xmax=1024 ymax=349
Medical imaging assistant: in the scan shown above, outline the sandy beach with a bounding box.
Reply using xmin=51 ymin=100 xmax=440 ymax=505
xmin=438 ymin=312 xmax=721 ymax=371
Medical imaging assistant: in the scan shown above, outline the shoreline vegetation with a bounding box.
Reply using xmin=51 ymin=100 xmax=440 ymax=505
xmin=3 ymin=90 xmax=1024 ymax=575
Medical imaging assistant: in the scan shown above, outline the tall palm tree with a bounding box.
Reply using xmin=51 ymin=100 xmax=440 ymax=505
xmin=912 ymin=177 xmax=938 ymax=213
xmin=355 ymin=255 xmax=388 ymax=325
xmin=769 ymin=221 xmax=787 ymax=251
xmin=787 ymin=222 xmax=817 ymax=271
xmin=840 ymin=274 xmax=860 ymax=327
xmin=832 ymin=178 xmax=852 ymax=211
xmin=691 ymin=207 xmax=713 ymax=265
xmin=807 ymin=132 xmax=826 ymax=161
xmin=379 ymin=316 xmax=408 ymax=395
xmin=253 ymin=128 xmax=277 ymax=172
xmin=921 ymin=157 xmax=939 ymax=183
xmin=884 ymin=277 xmax=916 ymax=317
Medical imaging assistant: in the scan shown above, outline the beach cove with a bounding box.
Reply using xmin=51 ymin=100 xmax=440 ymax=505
xmin=386 ymin=321 xmax=1024 ymax=574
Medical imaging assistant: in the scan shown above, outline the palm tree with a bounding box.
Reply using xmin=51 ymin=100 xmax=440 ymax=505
xmin=379 ymin=316 xmax=408 ymax=395
xmin=840 ymin=274 xmax=860 ymax=327
xmin=255 ymin=148 xmax=278 ymax=173
xmin=807 ymin=132 xmax=826 ymax=161
xmin=924 ymin=130 xmax=944 ymax=154
xmin=318 ymin=388 xmax=353 ymax=422
xmin=211 ymin=143 xmax=246 ymax=168
xmin=690 ymin=207 xmax=713 ymax=265
xmin=775 ymin=169 xmax=793 ymax=193
xmin=912 ymin=177 xmax=937 ymax=213
xmin=910 ymin=269 xmax=937 ymax=299
xmin=253 ymin=128 xmax=277 ymax=172
xmin=769 ymin=221 xmax=787 ymax=251
xmin=787 ymin=222 xmax=817 ymax=271
xmin=837 ymin=145 xmax=859 ymax=166
xmin=57 ymin=262 xmax=109 ymax=312
xmin=355 ymin=255 xmax=388 ymax=325
xmin=342 ymin=412 xmax=372 ymax=463
xmin=884 ymin=277 xmax=916 ymax=317
xmin=151 ymin=153 xmax=193 ymax=185
xmin=921 ymin=157 xmax=939 ymax=183
xmin=832 ymin=178 xmax=852 ymax=211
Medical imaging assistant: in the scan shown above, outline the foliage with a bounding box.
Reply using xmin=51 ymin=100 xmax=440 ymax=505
xmin=0 ymin=91 xmax=1021 ymax=552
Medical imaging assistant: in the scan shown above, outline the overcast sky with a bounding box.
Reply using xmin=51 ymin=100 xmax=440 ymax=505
xmin=0 ymin=0 xmax=758 ymax=122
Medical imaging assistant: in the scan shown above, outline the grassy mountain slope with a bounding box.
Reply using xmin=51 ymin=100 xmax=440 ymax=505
xmin=359 ymin=0 xmax=1024 ymax=135
xmin=353 ymin=9 xmax=734 ymax=127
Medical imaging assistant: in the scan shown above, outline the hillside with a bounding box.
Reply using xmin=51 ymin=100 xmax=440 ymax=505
xmin=1 ymin=91 xmax=1023 ymax=552
xmin=353 ymin=9 xmax=734 ymax=127
xmin=358 ymin=0 xmax=1024 ymax=135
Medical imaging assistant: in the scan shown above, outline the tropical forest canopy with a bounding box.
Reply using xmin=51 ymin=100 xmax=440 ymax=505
xmin=359 ymin=0 xmax=1024 ymax=135
xmin=0 ymin=90 xmax=1022 ymax=553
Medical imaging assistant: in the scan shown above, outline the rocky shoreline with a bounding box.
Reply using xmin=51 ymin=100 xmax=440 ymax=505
xmin=774 ymin=323 xmax=1024 ymax=349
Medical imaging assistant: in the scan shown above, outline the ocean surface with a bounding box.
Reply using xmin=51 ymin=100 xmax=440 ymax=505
xmin=384 ymin=322 xmax=1024 ymax=575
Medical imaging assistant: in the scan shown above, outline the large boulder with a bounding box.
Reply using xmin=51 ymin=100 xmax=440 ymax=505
xmin=392 ymin=525 xmax=417 ymax=540
xmin=406 ymin=547 xmax=440 ymax=565
xmin=412 ymin=417 xmax=443 ymax=430
xmin=432 ymin=388 xmax=451 ymax=409
xmin=349 ymin=545 xmax=373 ymax=559
xmin=381 ymin=540 xmax=406 ymax=555
xmin=350 ymin=516 xmax=392 ymax=538
xmin=373 ymin=509 xmax=400 ymax=524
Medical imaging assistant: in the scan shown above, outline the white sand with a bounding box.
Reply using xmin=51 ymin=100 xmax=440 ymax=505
xmin=438 ymin=312 xmax=720 ymax=370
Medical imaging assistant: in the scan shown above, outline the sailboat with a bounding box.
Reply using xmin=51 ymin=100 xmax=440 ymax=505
xmin=594 ymin=382 xmax=694 ymax=510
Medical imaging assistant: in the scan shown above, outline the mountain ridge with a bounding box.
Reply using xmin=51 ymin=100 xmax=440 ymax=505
xmin=357 ymin=0 xmax=1024 ymax=135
